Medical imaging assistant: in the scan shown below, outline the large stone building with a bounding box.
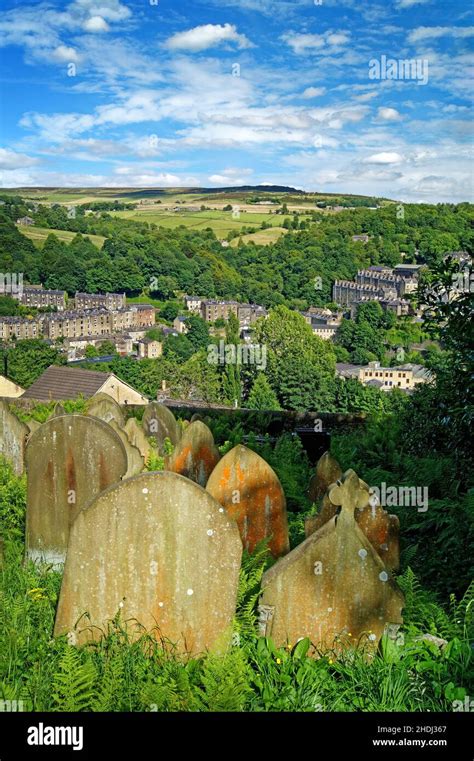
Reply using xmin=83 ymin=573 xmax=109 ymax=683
xmin=75 ymin=292 xmax=126 ymax=310
xmin=200 ymin=299 xmax=267 ymax=326
xmin=333 ymin=265 xmax=420 ymax=307
xmin=332 ymin=280 xmax=398 ymax=306
xmin=356 ymin=268 xmax=417 ymax=296
xmin=200 ymin=300 xmax=240 ymax=322
xmin=336 ymin=361 xmax=430 ymax=392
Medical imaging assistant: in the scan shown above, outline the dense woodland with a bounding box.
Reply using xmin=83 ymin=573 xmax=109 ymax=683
xmin=1 ymin=195 xmax=472 ymax=307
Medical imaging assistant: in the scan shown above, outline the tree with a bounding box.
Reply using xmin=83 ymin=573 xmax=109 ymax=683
xmin=159 ymin=303 xmax=179 ymax=322
xmin=185 ymin=315 xmax=210 ymax=352
xmin=97 ymin=340 xmax=117 ymax=356
xmin=85 ymin=344 xmax=99 ymax=358
xmin=0 ymin=339 xmax=65 ymax=388
xmin=247 ymin=373 xmax=281 ymax=410
xmin=255 ymin=306 xmax=336 ymax=411
xmin=163 ymin=333 xmax=194 ymax=362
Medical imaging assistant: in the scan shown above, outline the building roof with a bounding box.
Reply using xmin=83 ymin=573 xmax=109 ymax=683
xmin=22 ymin=365 xmax=111 ymax=400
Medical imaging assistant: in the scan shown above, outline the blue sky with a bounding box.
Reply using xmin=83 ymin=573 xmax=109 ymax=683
xmin=0 ymin=0 xmax=472 ymax=201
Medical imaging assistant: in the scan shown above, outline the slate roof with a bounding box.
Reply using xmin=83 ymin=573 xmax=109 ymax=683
xmin=22 ymin=365 xmax=110 ymax=400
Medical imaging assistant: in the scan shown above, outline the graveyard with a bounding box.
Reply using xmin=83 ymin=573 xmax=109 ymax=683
xmin=0 ymin=397 xmax=472 ymax=712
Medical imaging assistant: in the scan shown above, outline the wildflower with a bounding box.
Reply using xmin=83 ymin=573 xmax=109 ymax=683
xmin=328 ymin=659 xmax=333 ymax=665
xmin=276 ymin=657 xmax=281 ymax=664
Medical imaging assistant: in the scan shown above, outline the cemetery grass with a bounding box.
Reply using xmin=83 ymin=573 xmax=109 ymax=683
xmin=0 ymin=457 xmax=473 ymax=713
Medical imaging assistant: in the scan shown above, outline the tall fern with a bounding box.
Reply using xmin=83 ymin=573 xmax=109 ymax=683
xmin=235 ymin=541 xmax=271 ymax=639
xmin=51 ymin=646 xmax=96 ymax=712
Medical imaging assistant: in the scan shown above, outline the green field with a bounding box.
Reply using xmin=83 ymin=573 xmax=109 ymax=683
xmin=16 ymin=224 xmax=105 ymax=249
xmin=229 ymin=226 xmax=287 ymax=246
xmin=111 ymin=208 xmax=297 ymax=237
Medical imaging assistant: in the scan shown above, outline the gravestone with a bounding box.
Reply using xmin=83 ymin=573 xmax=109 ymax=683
xmin=26 ymin=415 xmax=128 ymax=566
xmin=308 ymin=451 xmax=342 ymax=505
xmin=167 ymin=421 xmax=220 ymax=487
xmin=54 ymin=471 xmax=242 ymax=655
xmin=0 ymin=400 xmax=30 ymax=475
xmin=260 ymin=469 xmax=404 ymax=652
xmin=124 ymin=417 xmax=153 ymax=462
xmin=109 ymin=420 xmax=144 ymax=478
xmin=85 ymin=393 xmax=125 ymax=428
xmin=306 ymin=475 xmax=400 ymax=572
xmin=206 ymin=444 xmax=289 ymax=558
xmin=142 ymin=402 xmax=180 ymax=450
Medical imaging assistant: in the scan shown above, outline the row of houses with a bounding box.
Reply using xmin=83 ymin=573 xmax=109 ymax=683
xmin=7 ymin=286 xmax=127 ymax=312
xmin=0 ymin=304 xmax=155 ymax=342
xmin=184 ymin=296 xmax=268 ymax=327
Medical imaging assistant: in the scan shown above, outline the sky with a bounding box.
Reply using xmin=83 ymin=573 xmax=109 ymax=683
xmin=0 ymin=0 xmax=472 ymax=202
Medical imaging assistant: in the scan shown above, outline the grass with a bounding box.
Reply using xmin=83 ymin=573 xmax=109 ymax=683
xmin=229 ymin=227 xmax=287 ymax=246
xmin=111 ymin=208 xmax=285 ymax=234
xmin=16 ymin=225 xmax=105 ymax=249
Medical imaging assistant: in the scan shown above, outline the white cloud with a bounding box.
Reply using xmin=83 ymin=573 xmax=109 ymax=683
xmin=376 ymin=107 xmax=401 ymax=121
xmin=52 ymin=45 xmax=80 ymax=62
xmin=366 ymin=152 xmax=403 ymax=164
xmin=409 ymin=26 xmax=474 ymax=44
xmin=165 ymin=23 xmax=252 ymax=52
xmin=396 ymin=0 xmax=431 ymax=8
xmin=302 ymin=87 xmax=326 ymax=99
xmin=83 ymin=15 xmax=109 ymax=32
xmin=283 ymin=30 xmax=350 ymax=54
xmin=0 ymin=148 xmax=39 ymax=170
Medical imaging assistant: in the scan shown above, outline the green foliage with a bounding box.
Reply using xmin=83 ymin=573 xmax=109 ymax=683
xmin=0 ymin=339 xmax=65 ymax=388
xmin=0 ymin=458 xmax=26 ymax=538
xmin=246 ymin=373 xmax=281 ymax=410
xmin=52 ymin=647 xmax=97 ymax=712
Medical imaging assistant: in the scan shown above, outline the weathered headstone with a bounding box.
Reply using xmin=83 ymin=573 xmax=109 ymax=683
xmin=109 ymin=420 xmax=144 ymax=478
xmin=306 ymin=476 xmax=400 ymax=572
xmin=54 ymin=471 xmax=243 ymax=655
xmin=260 ymin=469 xmax=404 ymax=652
xmin=85 ymin=393 xmax=125 ymax=428
xmin=167 ymin=421 xmax=220 ymax=487
xmin=142 ymin=402 xmax=180 ymax=450
xmin=0 ymin=400 xmax=30 ymax=475
xmin=206 ymin=444 xmax=289 ymax=558
xmin=308 ymin=451 xmax=342 ymax=505
xmin=124 ymin=417 xmax=153 ymax=462
xmin=26 ymin=415 xmax=128 ymax=566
